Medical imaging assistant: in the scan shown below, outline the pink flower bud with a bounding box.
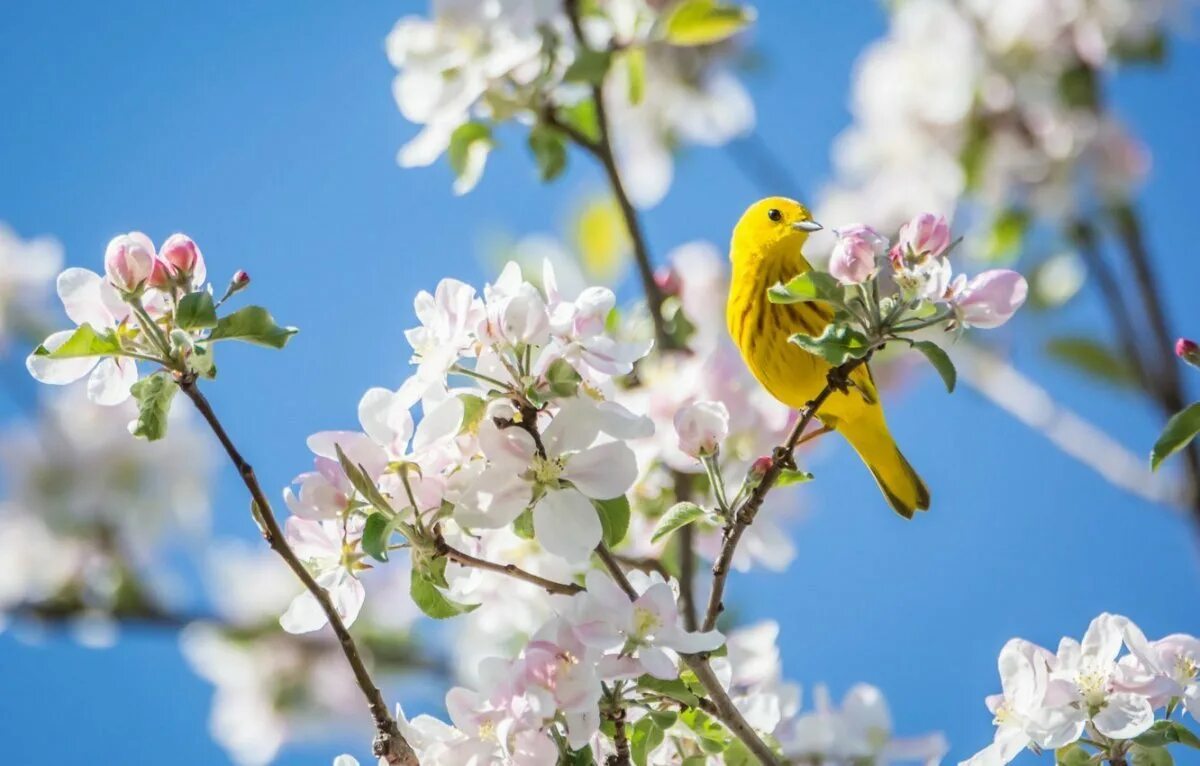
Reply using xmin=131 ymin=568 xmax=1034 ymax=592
xmin=897 ymin=213 xmax=951 ymax=259
xmin=674 ymin=400 xmax=730 ymax=459
xmin=655 ymin=267 xmax=682 ymax=297
xmin=953 ymin=270 xmax=1028 ymax=329
xmin=1176 ymin=338 xmax=1200 ymax=368
xmin=159 ymin=233 xmax=205 ymax=283
xmin=829 ymin=224 xmax=886 ymax=284
xmin=750 ymin=456 xmax=773 ymax=477
xmin=104 ymin=232 xmax=157 ymax=292
xmin=233 ymin=270 xmax=250 ymax=286
xmin=147 ymin=258 xmax=172 ymax=289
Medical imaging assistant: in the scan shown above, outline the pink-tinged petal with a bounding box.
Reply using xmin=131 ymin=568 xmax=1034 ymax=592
xmin=477 ymin=419 xmax=537 ymax=470
xmin=542 ymin=398 xmax=601 ymax=455
xmin=283 ymin=516 xmax=339 ymax=559
xmin=26 ymin=330 xmax=98 ymax=385
xmin=1092 ymin=692 xmax=1153 ymax=739
xmin=455 ymin=465 xmax=531 ymax=528
xmin=957 ymin=270 xmax=1028 ymax=329
xmin=572 ymin=620 xmax=625 ymax=651
xmin=584 ymin=568 xmax=635 ymax=616
xmin=638 ymin=646 xmax=678 ymax=680
xmin=563 ymin=441 xmax=637 ymax=500
xmin=57 ymin=268 xmax=115 ymax=328
xmin=104 ymin=231 xmax=157 ymax=291
xmin=324 ymin=570 xmax=365 ymax=629
xmin=597 ymin=654 xmax=643 ymax=680
xmin=445 ymin=686 xmax=484 ymax=733
xmin=636 ymin=583 xmax=679 ymax=627
xmin=668 ymin=627 xmax=725 ymax=654
xmin=279 ymin=590 xmax=327 ymax=634
xmin=512 ymin=730 xmax=559 ymax=766
xmin=87 ymin=357 xmax=137 ymax=406
xmin=307 ymin=431 xmax=388 ymax=479
xmin=565 ymin=709 xmax=600 ymax=750
xmin=593 ymin=400 xmax=654 ymax=439
xmin=534 ymin=489 xmax=601 ymax=563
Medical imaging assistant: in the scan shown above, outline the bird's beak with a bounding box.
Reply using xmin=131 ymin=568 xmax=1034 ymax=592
xmin=792 ymin=220 xmax=823 ymax=232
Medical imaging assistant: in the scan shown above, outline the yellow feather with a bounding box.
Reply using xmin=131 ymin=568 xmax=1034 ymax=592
xmin=726 ymin=197 xmax=930 ymax=518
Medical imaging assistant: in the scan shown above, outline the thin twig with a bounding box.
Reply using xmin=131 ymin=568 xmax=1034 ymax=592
xmin=673 ymin=471 xmax=699 ymax=632
xmin=178 ymin=378 xmax=419 ymax=766
xmin=433 ymin=527 xmax=584 ymax=596
xmin=703 ymin=360 xmax=865 ymax=633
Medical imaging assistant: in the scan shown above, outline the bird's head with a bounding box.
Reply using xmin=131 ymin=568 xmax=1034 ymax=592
xmin=730 ymin=197 xmax=822 ymax=262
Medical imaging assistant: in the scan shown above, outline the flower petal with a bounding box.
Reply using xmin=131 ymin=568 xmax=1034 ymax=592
xmin=563 ymin=441 xmax=637 ymax=499
xmin=455 ymin=465 xmax=532 ymax=528
xmin=87 ymin=357 xmax=138 ymax=406
xmin=534 ymin=489 xmax=601 ymax=563
xmin=26 ymin=330 xmax=98 ymax=385
xmin=1092 ymin=692 xmax=1153 ymax=739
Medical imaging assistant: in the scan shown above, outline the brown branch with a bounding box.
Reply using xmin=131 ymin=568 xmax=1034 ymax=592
xmin=673 ymin=471 xmax=699 ymax=632
xmin=703 ymin=360 xmax=864 ymax=633
xmin=433 ymin=527 xmax=584 ymax=596
xmin=178 ymin=378 xmax=419 ymax=766
xmin=607 ymin=703 xmax=632 ymax=766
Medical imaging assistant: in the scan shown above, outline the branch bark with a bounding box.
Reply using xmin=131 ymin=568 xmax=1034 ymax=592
xmin=179 ymin=378 xmax=419 ymax=766
xmin=433 ymin=526 xmax=584 ymax=596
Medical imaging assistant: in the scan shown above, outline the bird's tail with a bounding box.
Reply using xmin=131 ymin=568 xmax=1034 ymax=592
xmin=834 ymin=411 xmax=930 ymax=519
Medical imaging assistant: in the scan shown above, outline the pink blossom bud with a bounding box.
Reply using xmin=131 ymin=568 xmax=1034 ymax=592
xmin=159 ymin=233 xmax=204 ymax=281
xmin=147 ymin=258 xmax=172 ymax=289
xmin=104 ymin=232 xmax=157 ymax=292
xmin=897 ymin=213 xmax=951 ymax=259
xmin=953 ymin=270 xmax=1028 ymax=329
xmin=674 ymin=400 xmax=730 ymax=459
xmin=1176 ymin=338 xmax=1200 ymax=368
xmin=655 ymin=267 xmax=682 ymax=297
xmin=233 ymin=270 xmax=250 ymax=286
xmin=750 ymin=456 xmax=773 ymax=477
xmin=829 ymin=224 xmax=886 ymax=284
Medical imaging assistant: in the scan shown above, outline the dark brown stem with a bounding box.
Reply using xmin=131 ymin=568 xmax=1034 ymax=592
xmin=434 ymin=527 xmax=583 ymax=596
xmin=703 ymin=359 xmax=865 ymax=633
xmin=179 ymin=378 xmax=419 ymax=766
xmin=607 ymin=704 xmax=631 ymax=766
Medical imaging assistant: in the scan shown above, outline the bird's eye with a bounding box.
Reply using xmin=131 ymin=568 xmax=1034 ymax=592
xmin=767 ymin=208 xmax=782 ymax=223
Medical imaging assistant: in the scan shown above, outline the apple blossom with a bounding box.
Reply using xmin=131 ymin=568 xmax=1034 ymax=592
xmin=1176 ymin=338 xmax=1200 ymax=368
xmin=157 ymin=232 xmax=207 ymax=286
xmin=950 ymin=270 xmax=1029 ymax=329
xmin=279 ymin=516 xmax=367 ymax=634
xmin=673 ymin=399 xmax=730 ymax=459
xmin=896 ymin=213 xmax=951 ymax=260
xmin=830 ymin=224 xmax=887 ymax=284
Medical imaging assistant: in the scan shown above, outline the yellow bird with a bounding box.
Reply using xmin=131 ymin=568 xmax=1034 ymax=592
xmin=726 ymin=197 xmax=930 ymax=518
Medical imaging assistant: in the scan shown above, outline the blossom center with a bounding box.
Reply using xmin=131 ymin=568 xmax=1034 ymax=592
xmin=531 ymin=454 xmax=565 ymax=486
xmin=1075 ymin=667 xmax=1110 ymax=709
xmin=1175 ymin=655 xmax=1198 ymax=683
xmin=633 ymin=606 xmax=662 ymax=638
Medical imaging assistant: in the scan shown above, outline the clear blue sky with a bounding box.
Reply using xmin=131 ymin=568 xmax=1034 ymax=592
xmin=2 ymin=2 xmax=1199 ymax=764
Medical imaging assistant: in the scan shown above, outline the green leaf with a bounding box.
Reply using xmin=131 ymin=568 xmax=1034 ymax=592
xmin=563 ymin=49 xmax=612 ymax=85
xmin=1045 ymin=336 xmax=1137 ymax=390
xmin=560 ymin=99 xmax=600 ymax=144
xmin=724 ymin=739 xmax=756 ymax=766
xmin=335 ymin=443 xmax=395 ymax=514
xmin=545 ymin=358 xmax=582 ymax=398
xmin=32 ymin=323 xmax=122 ymax=359
xmin=630 ymin=717 xmax=665 ymax=766
xmin=1152 ymin=402 xmax=1200 ymax=471
xmin=175 ymin=291 xmax=218 ymax=331
xmin=637 ymin=675 xmax=700 ymax=707
xmin=528 ymin=125 xmax=567 ymax=182
xmin=410 ymin=571 xmax=479 ymax=619
xmin=447 ymin=121 xmax=493 ymax=179
xmin=593 ymin=495 xmax=631 ymax=548
xmin=985 ymin=208 xmax=1029 ymax=263
xmin=775 ymin=468 xmax=814 ymax=487
xmin=789 ymin=324 xmax=871 ymax=366
xmin=129 ymin=372 xmax=178 ymax=442
xmin=1114 ymin=32 xmax=1166 ymax=63
xmin=1055 ymin=743 xmax=1092 ymax=766
xmin=563 ymin=746 xmax=595 ymax=766
xmin=513 ymin=508 xmax=536 ymax=539
xmin=622 ymin=47 xmax=646 ymax=104
xmin=1131 ymin=745 xmax=1174 ymax=766
xmin=361 ymin=512 xmax=392 ymax=563
xmin=1138 ymin=721 xmax=1200 ymax=750
xmin=458 ymin=394 xmax=486 ymax=436
xmin=1168 ymin=721 xmax=1200 ymax=749
xmin=662 ymin=0 xmax=756 ymax=46
xmin=209 ymin=306 xmax=298 ymax=349
xmin=646 ymin=709 xmax=678 ymax=730
xmin=911 ymin=340 xmax=957 ymax=393
xmin=651 ymin=501 xmax=708 ymax=544
xmin=679 ymin=708 xmax=730 ymax=753
xmin=767 ymin=271 xmax=841 ymax=304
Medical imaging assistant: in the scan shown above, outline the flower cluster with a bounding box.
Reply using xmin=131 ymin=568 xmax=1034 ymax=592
xmin=965 ymin=613 xmax=1200 ymax=766
xmin=387 ymin=0 xmax=755 ymax=205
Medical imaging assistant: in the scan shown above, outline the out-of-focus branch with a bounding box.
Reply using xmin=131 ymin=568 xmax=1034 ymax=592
xmin=179 ymin=378 xmax=419 ymax=766
xmin=956 ymin=342 xmax=1182 ymax=508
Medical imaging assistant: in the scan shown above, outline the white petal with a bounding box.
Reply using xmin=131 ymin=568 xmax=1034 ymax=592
xmin=87 ymin=357 xmax=138 ymax=406
xmin=477 ymin=418 xmax=537 ymax=470
xmin=26 ymin=330 xmax=98 ymax=385
xmin=563 ymin=441 xmax=637 ymax=499
xmin=414 ymin=395 xmax=464 ymax=452
xmin=455 ymin=465 xmax=532 ymax=528
xmin=667 ymin=627 xmax=726 ymax=654
xmin=1092 ymin=692 xmax=1154 ymax=739
xmin=961 ymin=725 xmax=1029 ymax=766
xmin=638 ymin=646 xmax=678 ymax=680
xmin=541 ymin=397 xmax=601 ymax=455
xmin=534 ymin=489 xmax=601 ymax=563
xmin=358 ymin=387 xmax=414 ymax=450
xmin=57 ymin=268 xmax=115 ymax=328
xmin=279 ymin=590 xmax=328 ymax=634
xmin=1081 ymin=613 xmax=1125 ymax=663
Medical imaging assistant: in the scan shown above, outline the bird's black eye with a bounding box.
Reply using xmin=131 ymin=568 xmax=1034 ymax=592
xmin=767 ymin=208 xmax=782 ymax=222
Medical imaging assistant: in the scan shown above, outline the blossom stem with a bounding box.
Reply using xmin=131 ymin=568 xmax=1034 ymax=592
xmin=449 ymin=365 xmax=509 ymax=392
xmin=178 ymin=378 xmax=420 ymax=766
xmin=703 ymin=357 xmax=869 ymax=634
xmin=702 ymin=454 xmax=732 ymax=518
xmin=561 ymin=0 xmax=674 ymax=353
xmin=432 ymin=527 xmax=584 ymax=596
xmin=128 ymin=299 xmax=175 ymax=362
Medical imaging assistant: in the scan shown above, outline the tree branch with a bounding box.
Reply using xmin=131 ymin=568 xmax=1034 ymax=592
xmin=433 ymin=526 xmax=584 ymax=596
xmin=178 ymin=378 xmax=419 ymax=766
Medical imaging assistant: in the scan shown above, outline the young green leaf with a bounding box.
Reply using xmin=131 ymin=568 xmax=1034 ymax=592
xmin=361 ymin=512 xmax=393 ymax=563
xmin=1045 ymin=336 xmax=1136 ymax=389
xmin=1055 ymin=743 xmax=1091 ymax=766
xmin=410 ymin=571 xmax=479 ymax=619
xmin=560 ymin=99 xmax=600 ymax=144
xmin=767 ymin=271 xmax=841 ymax=305
xmin=594 ymin=495 xmax=631 ymax=548
xmin=545 ymin=358 xmax=582 ymax=398
xmin=448 ymin=122 xmax=493 ymax=179
xmin=209 ymin=306 xmax=298 ymax=349
xmin=629 ymin=717 xmax=665 ymax=766
xmin=335 ymin=443 xmax=395 ymax=515
xmin=637 ymin=675 xmax=700 ymax=707
xmin=129 ymin=372 xmax=179 ymax=441
xmin=1130 ymin=744 xmax=1174 ymax=766
xmin=911 ymin=340 xmax=957 ymax=393
xmin=775 ymin=468 xmax=814 ymax=487
xmin=458 ymin=394 xmax=487 ymax=435
xmin=622 ymin=47 xmax=646 ymax=104
xmin=528 ymin=125 xmax=568 ymax=182
xmin=563 ymin=49 xmax=612 ymax=85
xmin=32 ymin=324 xmax=122 ymax=359
xmin=175 ymin=291 xmax=218 ymax=331
xmin=662 ymin=0 xmax=756 ymax=46
xmin=651 ymin=501 xmax=708 ymax=544
xmin=1151 ymin=402 xmax=1200 ymax=471
xmin=790 ymin=324 xmax=871 ymax=366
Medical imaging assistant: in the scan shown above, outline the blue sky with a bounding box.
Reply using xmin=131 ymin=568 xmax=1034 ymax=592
xmin=2 ymin=1 xmax=1199 ymax=764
